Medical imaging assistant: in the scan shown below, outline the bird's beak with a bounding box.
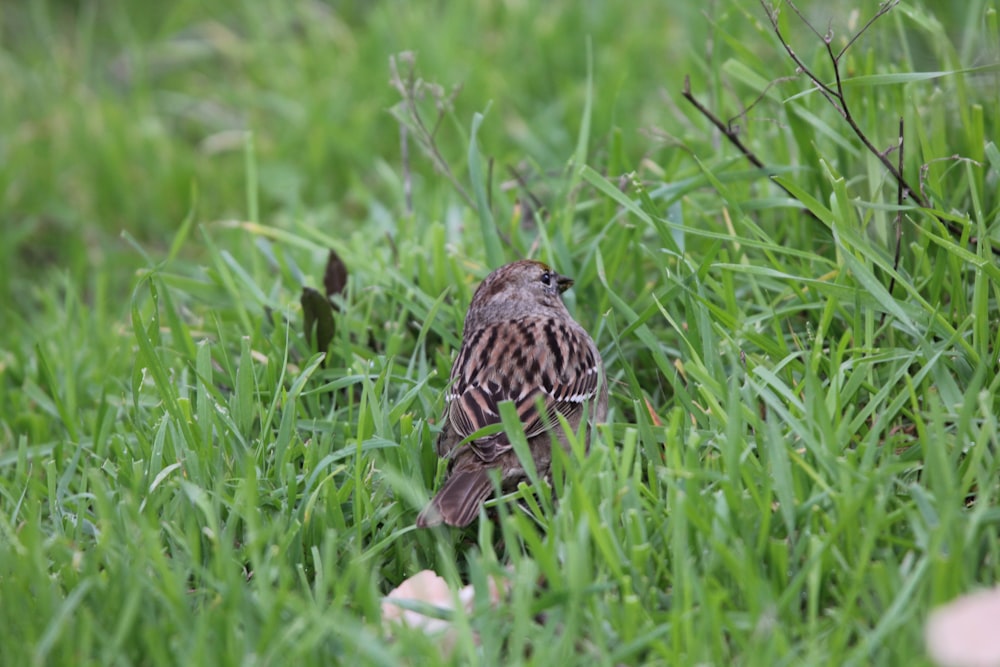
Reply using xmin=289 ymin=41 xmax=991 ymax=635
xmin=556 ymin=274 xmax=574 ymax=293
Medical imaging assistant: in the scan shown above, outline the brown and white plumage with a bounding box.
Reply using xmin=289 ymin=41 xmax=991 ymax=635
xmin=416 ymin=260 xmax=607 ymax=528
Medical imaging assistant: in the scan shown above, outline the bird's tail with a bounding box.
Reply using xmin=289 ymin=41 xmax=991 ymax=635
xmin=416 ymin=468 xmax=494 ymax=528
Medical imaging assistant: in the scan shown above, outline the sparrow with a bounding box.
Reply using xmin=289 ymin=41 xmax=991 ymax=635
xmin=416 ymin=259 xmax=607 ymax=527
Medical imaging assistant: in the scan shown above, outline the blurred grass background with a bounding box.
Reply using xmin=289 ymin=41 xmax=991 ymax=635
xmin=2 ymin=1 xmax=699 ymax=304
xmin=2 ymin=0 xmax=999 ymax=664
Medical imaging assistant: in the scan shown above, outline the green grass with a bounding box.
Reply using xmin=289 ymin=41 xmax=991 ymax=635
xmin=2 ymin=0 xmax=1000 ymax=664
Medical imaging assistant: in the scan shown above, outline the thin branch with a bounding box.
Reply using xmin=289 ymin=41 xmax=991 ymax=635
xmin=894 ymin=116 xmax=905 ymax=271
xmin=399 ymin=123 xmax=412 ymax=216
xmin=388 ymin=54 xmax=475 ymax=209
xmin=682 ymin=76 xmax=764 ymax=170
xmin=760 ymin=0 xmax=997 ymax=254
xmin=681 ymin=76 xmax=818 ymax=219
xmin=767 ymin=0 xmax=916 ymax=205
xmin=880 ymin=116 xmax=905 ymax=329
xmin=729 ymin=74 xmax=800 ymax=125
xmin=763 ymin=3 xmax=839 ymax=102
xmin=486 ymin=156 xmax=494 ymax=211
xmin=505 ymin=165 xmax=547 ymax=215
xmin=837 ymin=1 xmax=899 ymax=61
xmin=431 ymin=83 xmax=463 ymax=140
xmin=919 ymin=155 xmax=985 ymax=204
xmin=786 ymin=1 xmax=830 ymax=44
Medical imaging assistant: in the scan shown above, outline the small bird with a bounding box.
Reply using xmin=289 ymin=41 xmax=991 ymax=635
xmin=416 ymin=259 xmax=608 ymax=528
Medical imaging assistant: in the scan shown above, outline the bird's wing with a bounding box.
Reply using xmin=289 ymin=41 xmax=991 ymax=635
xmin=442 ymin=317 xmax=602 ymax=464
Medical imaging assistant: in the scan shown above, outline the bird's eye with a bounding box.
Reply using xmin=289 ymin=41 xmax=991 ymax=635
xmin=540 ymin=271 xmax=552 ymax=285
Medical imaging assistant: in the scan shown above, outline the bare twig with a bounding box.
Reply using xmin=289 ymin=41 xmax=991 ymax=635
xmin=894 ymin=116 xmax=905 ymax=271
xmin=785 ymin=2 xmax=832 ymax=45
xmin=430 ymin=82 xmax=463 ymax=140
xmin=837 ymin=1 xmax=897 ymax=60
xmin=486 ymin=157 xmax=494 ymax=211
xmin=682 ymin=76 xmax=765 ymax=170
xmin=919 ymin=156 xmax=985 ymax=204
xmin=758 ymin=0 xmax=998 ymax=255
xmin=505 ymin=165 xmax=547 ymax=216
xmin=762 ymin=1 xmax=924 ymax=204
xmin=399 ymin=123 xmax=412 ymax=215
xmin=388 ymin=53 xmax=475 ymax=209
xmin=880 ymin=116 xmax=905 ymax=329
xmin=682 ymin=76 xmax=818 ymax=219
xmin=730 ymin=74 xmax=800 ymax=125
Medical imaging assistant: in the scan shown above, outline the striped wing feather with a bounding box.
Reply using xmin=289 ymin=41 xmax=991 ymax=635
xmin=441 ymin=317 xmax=600 ymax=464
